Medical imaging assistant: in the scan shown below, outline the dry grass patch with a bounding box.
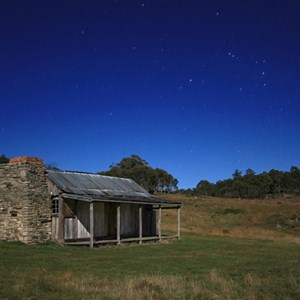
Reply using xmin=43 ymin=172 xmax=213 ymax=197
xmin=159 ymin=194 xmax=300 ymax=243
xmin=9 ymin=269 xmax=300 ymax=300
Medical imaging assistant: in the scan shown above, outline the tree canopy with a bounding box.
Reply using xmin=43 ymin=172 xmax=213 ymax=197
xmin=193 ymin=166 xmax=300 ymax=199
xmin=45 ymin=162 xmax=61 ymax=171
xmin=99 ymin=154 xmax=178 ymax=193
xmin=0 ymin=155 xmax=9 ymax=164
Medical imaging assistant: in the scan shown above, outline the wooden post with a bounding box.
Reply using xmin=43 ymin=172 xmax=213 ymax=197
xmin=158 ymin=205 xmax=162 ymax=242
xmin=117 ymin=204 xmax=121 ymax=245
xmin=58 ymin=194 xmax=64 ymax=244
xmin=139 ymin=205 xmax=143 ymax=244
xmin=177 ymin=207 xmax=181 ymax=240
xmin=89 ymin=202 xmax=94 ymax=248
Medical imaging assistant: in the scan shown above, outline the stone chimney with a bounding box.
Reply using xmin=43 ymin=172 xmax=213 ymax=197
xmin=0 ymin=156 xmax=52 ymax=243
xmin=9 ymin=156 xmax=44 ymax=164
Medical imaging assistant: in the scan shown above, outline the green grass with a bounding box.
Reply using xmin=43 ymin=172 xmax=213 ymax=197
xmin=1 ymin=233 xmax=300 ymax=299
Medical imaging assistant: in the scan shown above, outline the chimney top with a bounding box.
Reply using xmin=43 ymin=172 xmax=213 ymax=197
xmin=9 ymin=156 xmax=44 ymax=164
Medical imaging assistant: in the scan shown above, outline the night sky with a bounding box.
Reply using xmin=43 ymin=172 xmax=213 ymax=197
xmin=1 ymin=0 xmax=300 ymax=188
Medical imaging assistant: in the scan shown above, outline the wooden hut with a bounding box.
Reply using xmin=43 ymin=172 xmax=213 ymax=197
xmin=47 ymin=170 xmax=182 ymax=247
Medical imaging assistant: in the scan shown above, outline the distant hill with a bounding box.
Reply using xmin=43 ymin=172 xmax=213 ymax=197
xmin=159 ymin=193 xmax=300 ymax=244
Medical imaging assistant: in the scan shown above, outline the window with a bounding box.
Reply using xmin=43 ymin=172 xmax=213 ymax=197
xmin=52 ymin=198 xmax=59 ymax=214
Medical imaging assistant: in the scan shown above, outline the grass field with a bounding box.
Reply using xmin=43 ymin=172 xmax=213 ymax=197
xmin=1 ymin=195 xmax=300 ymax=299
xmin=160 ymin=194 xmax=300 ymax=244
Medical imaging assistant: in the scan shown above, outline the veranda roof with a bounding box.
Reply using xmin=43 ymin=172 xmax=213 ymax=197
xmin=47 ymin=170 xmax=181 ymax=207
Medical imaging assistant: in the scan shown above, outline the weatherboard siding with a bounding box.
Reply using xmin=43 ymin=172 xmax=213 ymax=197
xmin=62 ymin=200 xmax=155 ymax=240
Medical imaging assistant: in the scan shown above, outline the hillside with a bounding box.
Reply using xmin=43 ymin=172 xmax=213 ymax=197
xmin=159 ymin=194 xmax=300 ymax=244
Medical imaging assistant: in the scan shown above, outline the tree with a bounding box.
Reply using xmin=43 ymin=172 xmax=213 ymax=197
xmin=245 ymin=168 xmax=256 ymax=176
xmin=232 ymin=180 xmax=250 ymax=198
xmin=155 ymin=168 xmax=178 ymax=193
xmin=232 ymin=169 xmax=242 ymax=180
xmin=45 ymin=162 xmax=61 ymax=171
xmin=196 ymin=180 xmax=214 ymax=196
xmin=99 ymin=154 xmax=178 ymax=193
xmin=0 ymin=155 xmax=9 ymax=164
xmin=289 ymin=166 xmax=300 ymax=193
xmin=215 ymin=179 xmax=234 ymax=197
xmin=117 ymin=154 xmax=148 ymax=169
xmin=268 ymin=169 xmax=285 ymax=194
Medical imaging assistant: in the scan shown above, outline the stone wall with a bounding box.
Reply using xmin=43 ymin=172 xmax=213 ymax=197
xmin=0 ymin=157 xmax=52 ymax=243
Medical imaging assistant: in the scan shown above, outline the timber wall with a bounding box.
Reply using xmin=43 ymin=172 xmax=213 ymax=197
xmin=0 ymin=157 xmax=52 ymax=243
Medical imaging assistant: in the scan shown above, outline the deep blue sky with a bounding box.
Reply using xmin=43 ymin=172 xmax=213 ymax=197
xmin=1 ymin=0 xmax=300 ymax=188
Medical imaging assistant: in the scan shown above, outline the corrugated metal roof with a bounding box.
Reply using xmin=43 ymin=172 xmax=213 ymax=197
xmin=47 ymin=170 xmax=181 ymax=207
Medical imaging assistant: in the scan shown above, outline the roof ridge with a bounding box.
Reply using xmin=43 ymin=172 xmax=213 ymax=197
xmin=47 ymin=169 xmax=134 ymax=181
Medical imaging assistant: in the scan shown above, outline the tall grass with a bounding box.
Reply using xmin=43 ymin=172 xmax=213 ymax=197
xmin=159 ymin=194 xmax=300 ymax=244
xmin=8 ymin=269 xmax=299 ymax=299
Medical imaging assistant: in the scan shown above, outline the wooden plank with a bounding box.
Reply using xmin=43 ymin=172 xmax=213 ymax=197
xmin=64 ymin=234 xmax=178 ymax=246
xmin=152 ymin=206 xmax=181 ymax=210
xmin=158 ymin=205 xmax=162 ymax=242
xmin=73 ymin=200 xmax=78 ymax=239
xmin=51 ymin=216 xmax=58 ymax=240
xmin=120 ymin=204 xmax=139 ymax=237
xmin=64 ymin=218 xmax=73 ymax=240
xmin=90 ymin=202 xmax=94 ymax=248
xmin=58 ymin=194 xmax=64 ymax=244
xmin=77 ymin=201 xmax=90 ymax=239
xmin=160 ymin=235 xmax=178 ymax=240
xmin=122 ymin=236 xmax=159 ymax=242
xmin=139 ymin=205 xmax=143 ymax=244
xmin=94 ymin=239 xmax=118 ymax=245
xmin=117 ymin=204 xmax=121 ymax=245
xmin=177 ymin=207 xmax=181 ymax=240
xmin=107 ymin=203 xmax=117 ymax=236
xmin=65 ymin=241 xmax=90 ymax=245
xmin=94 ymin=203 xmax=106 ymax=237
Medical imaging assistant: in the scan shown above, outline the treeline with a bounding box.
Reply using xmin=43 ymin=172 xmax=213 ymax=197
xmin=185 ymin=167 xmax=300 ymax=199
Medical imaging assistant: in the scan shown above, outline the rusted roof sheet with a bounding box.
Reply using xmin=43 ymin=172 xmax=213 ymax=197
xmin=47 ymin=170 xmax=181 ymax=207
